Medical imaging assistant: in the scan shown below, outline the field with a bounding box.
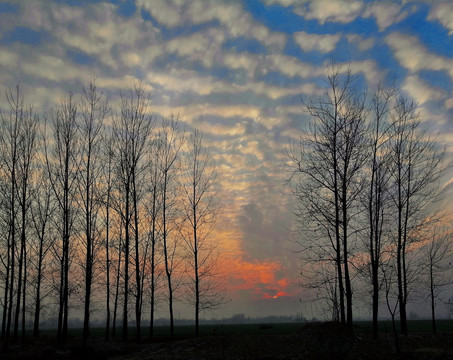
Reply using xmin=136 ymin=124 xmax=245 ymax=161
xmin=1 ymin=320 xmax=453 ymax=359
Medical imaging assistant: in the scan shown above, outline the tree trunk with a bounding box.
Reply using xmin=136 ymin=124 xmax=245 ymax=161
xmin=57 ymin=248 xmax=64 ymax=341
xmin=342 ymin=181 xmax=353 ymax=331
xmin=193 ymin=185 xmax=199 ymax=337
xmin=105 ymin=192 xmax=111 ymax=341
xmin=13 ymin=223 xmax=24 ymax=342
xmin=83 ymin=150 xmax=92 ymax=346
xmin=123 ymin=183 xmax=130 ymax=342
xmin=333 ymin=123 xmax=345 ymax=326
xmin=1 ymin=229 xmax=11 ymax=340
xmin=162 ymin=170 xmax=174 ymax=338
xmin=21 ymin=242 xmax=26 ymax=340
xmin=112 ymin=235 xmax=122 ymax=338
xmin=133 ymin=176 xmax=141 ymax=342
xmin=33 ymin=234 xmax=44 ymax=338
xmin=149 ymin=187 xmax=156 ymax=340
xmin=63 ymin=186 xmax=70 ymax=341
xmin=430 ymin=263 xmax=436 ymax=334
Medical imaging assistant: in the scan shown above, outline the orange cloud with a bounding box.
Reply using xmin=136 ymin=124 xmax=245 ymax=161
xmin=211 ymin=205 xmax=297 ymax=302
xmin=225 ymin=256 xmax=293 ymax=300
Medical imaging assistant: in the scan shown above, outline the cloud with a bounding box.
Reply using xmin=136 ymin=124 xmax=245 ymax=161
xmin=346 ymin=34 xmax=374 ymax=51
xmin=222 ymin=52 xmax=261 ymax=76
xmin=386 ymin=32 xmax=453 ymax=80
xmin=147 ymin=68 xmax=236 ymax=96
xmin=402 ymin=75 xmax=446 ymax=105
xmin=21 ymin=0 xmax=52 ymax=32
xmin=52 ymin=3 xmax=160 ymax=70
xmin=348 ymin=59 xmax=382 ymax=87
xmin=293 ymin=31 xmax=341 ymax=53
xmin=226 ymin=257 xmax=293 ymax=301
xmin=146 ymin=62 xmax=318 ymax=102
xmin=0 ymin=48 xmax=19 ymax=69
xmin=428 ymin=1 xmax=453 ymax=35
xmin=263 ymin=0 xmax=364 ymax=24
xmin=262 ymin=0 xmax=304 ymax=6
xmin=21 ymin=53 xmax=86 ymax=83
xmin=165 ymin=28 xmax=225 ymax=68
xmin=363 ymin=2 xmax=408 ymax=31
xmin=196 ymin=120 xmax=247 ymax=137
xmin=238 ymin=201 xmax=290 ymax=262
xmin=137 ymin=0 xmax=287 ymax=51
xmin=151 ymin=103 xmax=261 ymax=128
xmin=267 ymin=54 xmax=320 ymax=78
xmin=294 ymin=0 xmax=364 ymax=24
xmin=96 ymin=75 xmax=154 ymax=92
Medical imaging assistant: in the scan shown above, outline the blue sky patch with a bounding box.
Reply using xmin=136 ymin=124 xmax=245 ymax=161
xmin=116 ymin=0 xmax=136 ymax=17
xmin=224 ymin=37 xmax=268 ymax=55
xmin=3 ymin=27 xmax=43 ymax=45
xmin=419 ymin=69 xmax=452 ymax=93
xmin=66 ymin=49 xmax=96 ymax=66
xmin=245 ymin=0 xmax=303 ymax=34
xmin=0 ymin=2 xmax=17 ymax=13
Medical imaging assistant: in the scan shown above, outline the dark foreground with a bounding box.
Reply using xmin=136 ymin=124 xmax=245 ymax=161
xmin=2 ymin=322 xmax=453 ymax=360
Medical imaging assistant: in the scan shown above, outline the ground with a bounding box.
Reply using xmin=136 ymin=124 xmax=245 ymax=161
xmin=1 ymin=322 xmax=453 ymax=359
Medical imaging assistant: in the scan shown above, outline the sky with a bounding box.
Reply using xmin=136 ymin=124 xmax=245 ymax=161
xmin=1 ymin=0 xmax=453 ymax=320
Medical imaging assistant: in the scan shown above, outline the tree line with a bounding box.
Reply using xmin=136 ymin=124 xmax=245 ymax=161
xmin=0 ymin=79 xmax=225 ymax=345
xmin=285 ymin=64 xmax=452 ymax=340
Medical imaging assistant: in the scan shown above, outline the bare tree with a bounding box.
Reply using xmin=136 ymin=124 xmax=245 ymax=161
xmin=362 ymin=85 xmax=395 ymax=339
xmin=113 ymin=84 xmax=153 ymax=341
xmin=78 ymin=78 xmax=109 ymax=345
xmin=111 ymin=219 xmax=123 ymax=338
xmin=387 ymin=96 xmax=446 ymax=335
xmin=382 ymin=259 xmax=400 ymax=356
xmin=0 ymin=85 xmax=22 ymax=344
xmin=44 ymin=92 xmax=79 ymax=343
xmin=14 ymin=97 xmax=39 ymax=341
xmin=181 ymin=129 xmax=224 ymax=337
xmin=103 ymin=131 xmax=115 ymax=341
xmin=30 ymin=169 xmax=55 ymax=338
xmin=159 ymin=117 xmax=184 ymax=338
xmin=146 ymin=136 xmax=163 ymax=339
xmin=421 ymin=225 xmax=453 ymax=334
xmin=285 ymin=64 xmax=368 ymax=330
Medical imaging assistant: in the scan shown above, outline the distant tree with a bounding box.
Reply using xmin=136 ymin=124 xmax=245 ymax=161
xmin=181 ymin=129 xmax=224 ymax=337
xmin=421 ymin=225 xmax=453 ymax=334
